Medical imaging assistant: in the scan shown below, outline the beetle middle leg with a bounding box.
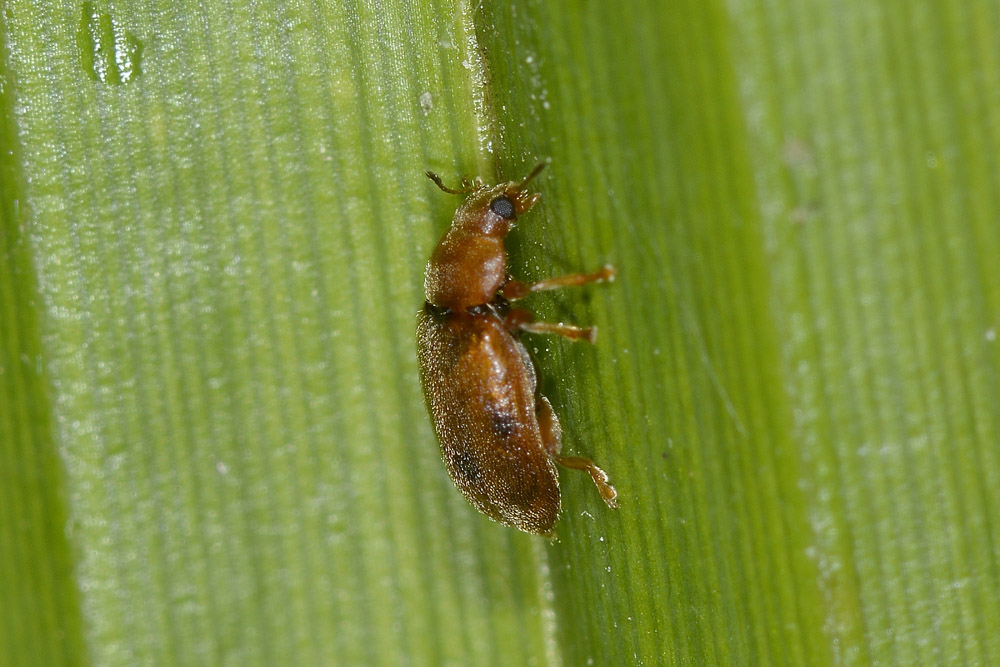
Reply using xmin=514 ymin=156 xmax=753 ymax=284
xmin=501 ymin=264 xmax=616 ymax=300
xmin=504 ymin=308 xmax=597 ymax=342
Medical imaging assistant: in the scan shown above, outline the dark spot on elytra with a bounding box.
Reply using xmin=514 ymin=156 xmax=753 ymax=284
xmin=452 ymin=450 xmax=481 ymax=483
xmin=487 ymin=405 xmax=519 ymax=440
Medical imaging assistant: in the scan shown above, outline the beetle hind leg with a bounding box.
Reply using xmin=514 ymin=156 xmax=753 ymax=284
xmin=538 ymin=395 xmax=619 ymax=509
xmin=555 ymin=456 xmax=619 ymax=509
xmin=536 ymin=395 xmax=563 ymax=455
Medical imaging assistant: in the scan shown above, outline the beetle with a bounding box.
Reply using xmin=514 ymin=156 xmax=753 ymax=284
xmin=416 ymin=161 xmax=618 ymax=535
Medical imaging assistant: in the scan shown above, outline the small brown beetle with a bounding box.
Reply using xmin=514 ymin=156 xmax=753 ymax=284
xmin=417 ymin=162 xmax=618 ymax=535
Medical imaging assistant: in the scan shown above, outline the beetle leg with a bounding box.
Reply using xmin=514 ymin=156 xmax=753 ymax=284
xmin=539 ymin=394 xmax=618 ymax=508
xmin=501 ymin=265 xmax=616 ymax=300
xmin=536 ymin=395 xmax=563 ymax=455
xmin=504 ymin=308 xmax=597 ymax=342
xmin=555 ymin=456 xmax=619 ymax=509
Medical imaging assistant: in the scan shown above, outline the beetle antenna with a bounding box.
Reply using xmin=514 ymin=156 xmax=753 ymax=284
xmin=426 ymin=171 xmax=473 ymax=195
xmin=519 ymin=160 xmax=549 ymax=187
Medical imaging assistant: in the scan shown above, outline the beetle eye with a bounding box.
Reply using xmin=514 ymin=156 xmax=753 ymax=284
xmin=489 ymin=196 xmax=517 ymax=221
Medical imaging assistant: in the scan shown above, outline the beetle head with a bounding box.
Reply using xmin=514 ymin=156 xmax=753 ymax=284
xmin=466 ymin=161 xmax=548 ymax=237
xmin=490 ymin=161 xmax=547 ymax=221
xmin=426 ymin=161 xmax=549 ymax=237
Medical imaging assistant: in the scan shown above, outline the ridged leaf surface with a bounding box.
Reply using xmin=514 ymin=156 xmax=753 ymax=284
xmin=1 ymin=0 xmax=998 ymax=665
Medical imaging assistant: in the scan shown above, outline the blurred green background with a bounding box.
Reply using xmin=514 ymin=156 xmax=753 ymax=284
xmin=2 ymin=0 xmax=999 ymax=665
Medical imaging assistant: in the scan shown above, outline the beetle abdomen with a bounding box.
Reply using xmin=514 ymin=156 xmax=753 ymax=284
xmin=416 ymin=305 xmax=560 ymax=534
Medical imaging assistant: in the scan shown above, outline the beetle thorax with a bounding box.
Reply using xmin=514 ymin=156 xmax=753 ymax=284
xmin=424 ymin=229 xmax=506 ymax=310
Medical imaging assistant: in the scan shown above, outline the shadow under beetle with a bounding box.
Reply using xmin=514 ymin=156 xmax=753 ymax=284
xmin=416 ymin=162 xmax=618 ymax=535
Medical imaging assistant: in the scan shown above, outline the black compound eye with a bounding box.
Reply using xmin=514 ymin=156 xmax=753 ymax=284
xmin=489 ymin=196 xmax=517 ymax=221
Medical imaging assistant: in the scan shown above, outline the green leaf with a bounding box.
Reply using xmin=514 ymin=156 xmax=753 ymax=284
xmin=3 ymin=0 xmax=999 ymax=665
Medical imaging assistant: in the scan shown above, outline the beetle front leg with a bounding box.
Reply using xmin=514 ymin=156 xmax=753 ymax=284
xmin=504 ymin=308 xmax=598 ymax=342
xmin=501 ymin=265 xmax=616 ymax=300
